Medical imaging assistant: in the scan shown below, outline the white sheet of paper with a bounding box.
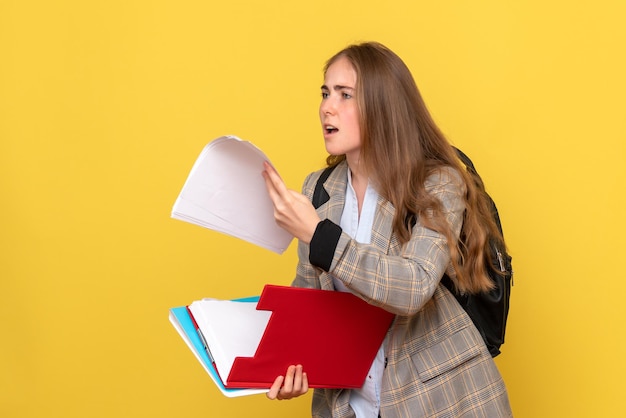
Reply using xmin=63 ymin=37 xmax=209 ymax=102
xmin=171 ymin=135 xmax=294 ymax=253
xmin=168 ymin=307 xmax=268 ymax=397
xmin=188 ymin=299 xmax=272 ymax=382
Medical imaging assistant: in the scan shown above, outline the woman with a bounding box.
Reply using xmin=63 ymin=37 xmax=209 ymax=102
xmin=263 ymin=41 xmax=512 ymax=417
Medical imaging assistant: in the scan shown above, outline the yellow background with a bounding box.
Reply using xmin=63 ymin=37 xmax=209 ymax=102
xmin=1 ymin=1 xmax=624 ymax=417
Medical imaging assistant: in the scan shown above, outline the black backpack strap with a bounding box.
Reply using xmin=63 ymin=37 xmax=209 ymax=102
xmin=453 ymin=146 xmax=487 ymax=190
xmin=453 ymin=146 xmax=475 ymax=172
xmin=312 ymin=165 xmax=337 ymax=209
xmin=454 ymin=147 xmax=505 ymax=238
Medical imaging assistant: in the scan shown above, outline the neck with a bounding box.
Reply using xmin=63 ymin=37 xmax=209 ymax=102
xmin=346 ymin=153 xmax=366 ymax=182
xmin=347 ymin=156 xmax=368 ymax=216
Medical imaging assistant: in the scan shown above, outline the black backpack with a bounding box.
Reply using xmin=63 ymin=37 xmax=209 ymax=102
xmin=311 ymin=148 xmax=513 ymax=357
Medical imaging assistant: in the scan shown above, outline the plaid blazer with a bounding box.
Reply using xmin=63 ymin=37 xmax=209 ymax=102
xmin=292 ymin=161 xmax=512 ymax=418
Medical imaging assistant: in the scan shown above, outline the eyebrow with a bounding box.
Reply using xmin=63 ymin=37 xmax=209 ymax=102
xmin=321 ymin=84 xmax=355 ymax=91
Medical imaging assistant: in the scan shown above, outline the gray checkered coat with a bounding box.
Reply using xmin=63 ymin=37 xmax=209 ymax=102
xmin=292 ymin=161 xmax=512 ymax=418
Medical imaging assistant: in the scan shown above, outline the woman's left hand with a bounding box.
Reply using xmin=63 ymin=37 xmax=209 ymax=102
xmin=262 ymin=162 xmax=320 ymax=244
xmin=266 ymin=365 xmax=309 ymax=400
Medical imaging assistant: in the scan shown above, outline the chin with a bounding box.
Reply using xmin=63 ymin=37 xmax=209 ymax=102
xmin=324 ymin=146 xmax=343 ymax=156
xmin=323 ymin=141 xmax=340 ymax=155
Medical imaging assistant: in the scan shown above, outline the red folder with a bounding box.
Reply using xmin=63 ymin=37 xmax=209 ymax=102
xmin=224 ymin=285 xmax=395 ymax=389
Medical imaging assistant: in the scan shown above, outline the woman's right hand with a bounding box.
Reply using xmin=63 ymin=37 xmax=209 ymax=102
xmin=262 ymin=162 xmax=320 ymax=244
xmin=266 ymin=365 xmax=309 ymax=400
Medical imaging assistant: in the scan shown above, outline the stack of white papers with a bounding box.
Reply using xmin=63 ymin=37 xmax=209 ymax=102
xmin=188 ymin=299 xmax=272 ymax=385
xmin=169 ymin=297 xmax=268 ymax=397
xmin=172 ymin=135 xmax=294 ymax=253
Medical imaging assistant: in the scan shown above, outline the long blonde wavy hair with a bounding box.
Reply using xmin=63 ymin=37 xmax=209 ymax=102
xmin=324 ymin=42 xmax=505 ymax=294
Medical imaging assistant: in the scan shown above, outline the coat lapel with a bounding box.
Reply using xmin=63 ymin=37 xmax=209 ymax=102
xmin=314 ymin=163 xmax=347 ymax=291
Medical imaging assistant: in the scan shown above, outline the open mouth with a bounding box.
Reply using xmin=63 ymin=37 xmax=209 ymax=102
xmin=325 ymin=125 xmax=338 ymax=134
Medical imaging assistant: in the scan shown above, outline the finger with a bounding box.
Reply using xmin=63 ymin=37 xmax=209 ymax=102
xmin=301 ymin=371 xmax=309 ymax=393
xmin=262 ymin=169 xmax=279 ymax=202
xmin=281 ymin=365 xmax=296 ymax=394
xmin=262 ymin=165 xmax=286 ymax=207
xmin=292 ymin=365 xmax=303 ymax=392
xmin=263 ymin=161 xmax=281 ymax=178
xmin=263 ymin=161 xmax=289 ymax=196
xmin=266 ymin=375 xmax=284 ymax=400
xmin=293 ymin=365 xmax=309 ymax=395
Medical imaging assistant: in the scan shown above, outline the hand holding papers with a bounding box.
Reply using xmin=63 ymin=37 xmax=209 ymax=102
xmin=171 ymin=136 xmax=294 ymax=253
xmin=169 ymin=285 xmax=395 ymax=397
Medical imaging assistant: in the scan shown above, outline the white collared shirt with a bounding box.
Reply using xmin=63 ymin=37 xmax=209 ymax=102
xmin=332 ymin=169 xmax=384 ymax=418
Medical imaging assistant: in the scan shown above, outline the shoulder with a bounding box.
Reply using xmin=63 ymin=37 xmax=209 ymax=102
xmin=424 ymin=166 xmax=467 ymax=219
xmin=301 ymin=161 xmax=348 ymax=199
xmin=425 ymin=165 xmax=466 ymax=197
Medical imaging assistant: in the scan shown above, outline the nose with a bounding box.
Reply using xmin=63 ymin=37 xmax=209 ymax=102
xmin=320 ymin=96 xmax=335 ymax=116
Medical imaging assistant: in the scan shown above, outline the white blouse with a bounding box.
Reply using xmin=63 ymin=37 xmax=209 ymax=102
xmin=332 ymin=169 xmax=385 ymax=418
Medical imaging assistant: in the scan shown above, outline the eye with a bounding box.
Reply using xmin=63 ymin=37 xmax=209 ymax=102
xmin=342 ymin=92 xmax=352 ymax=99
xmin=321 ymin=91 xmax=329 ymax=99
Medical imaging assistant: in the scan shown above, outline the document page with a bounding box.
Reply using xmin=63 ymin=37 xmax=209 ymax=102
xmin=172 ymin=135 xmax=294 ymax=253
xmin=188 ymin=299 xmax=272 ymax=383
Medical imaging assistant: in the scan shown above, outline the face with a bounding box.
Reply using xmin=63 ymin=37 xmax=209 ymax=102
xmin=319 ymin=56 xmax=361 ymax=161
